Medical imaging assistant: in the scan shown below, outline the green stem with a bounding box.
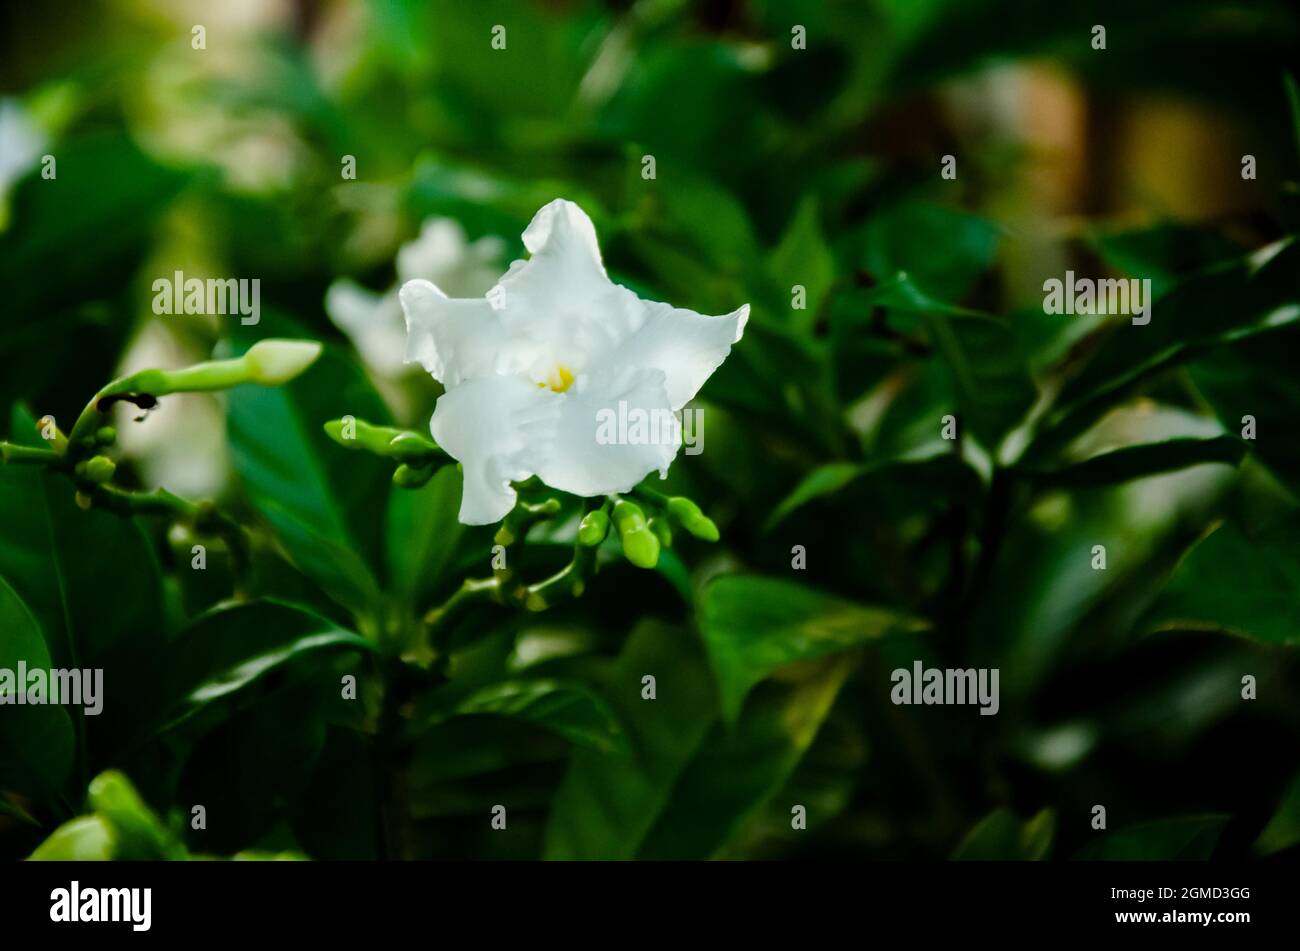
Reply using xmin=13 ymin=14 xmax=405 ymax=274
xmin=0 ymin=442 xmax=60 ymax=465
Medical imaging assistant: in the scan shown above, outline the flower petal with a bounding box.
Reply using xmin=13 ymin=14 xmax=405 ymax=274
xmin=607 ymin=301 xmax=749 ymax=409
xmin=536 ymin=367 xmax=678 ymax=498
xmin=399 ymin=278 xmax=536 ymax=387
xmin=494 ymin=200 xmax=615 ymax=341
xmin=325 ymin=280 xmax=406 ymax=375
xmin=430 ymin=375 xmax=562 ymax=525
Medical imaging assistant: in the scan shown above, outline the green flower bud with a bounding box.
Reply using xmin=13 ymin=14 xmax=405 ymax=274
xmin=665 ymin=495 xmax=720 ymax=542
xmin=88 ymin=771 xmax=184 ymax=861
xmin=613 ymin=500 xmax=659 ymax=568
xmin=95 ymin=426 xmax=117 ymax=447
xmin=242 ymin=339 xmax=323 ymax=385
xmin=578 ymin=509 xmax=610 ymax=546
xmin=76 ymin=455 xmax=116 ymax=484
xmin=387 ymin=431 xmax=441 ymax=462
xmin=649 ymin=515 xmax=673 ymax=548
xmin=393 ymin=464 xmax=434 ymax=488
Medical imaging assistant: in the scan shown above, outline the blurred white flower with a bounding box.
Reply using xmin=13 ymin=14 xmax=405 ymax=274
xmin=112 ymin=324 xmax=229 ymax=499
xmin=399 ymin=200 xmax=748 ymax=525
xmin=326 ymin=219 xmax=504 ymax=377
xmin=0 ymin=98 xmax=46 ymax=201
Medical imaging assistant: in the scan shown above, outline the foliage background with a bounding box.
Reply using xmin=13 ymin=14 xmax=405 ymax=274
xmin=1 ymin=0 xmax=1299 ymax=860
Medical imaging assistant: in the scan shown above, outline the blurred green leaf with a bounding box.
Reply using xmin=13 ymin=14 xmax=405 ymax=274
xmin=952 ymin=808 xmax=1055 ymax=860
xmin=0 ymin=133 xmax=187 ymax=318
xmin=1020 ymin=436 xmax=1245 ymax=488
xmin=385 ymin=465 xmax=466 ymax=610
xmin=1255 ymin=770 xmax=1300 ymax=856
xmin=152 ymin=600 xmax=371 ymax=733
xmin=765 ymin=448 xmax=978 ymax=531
xmin=449 ymin=679 xmax=628 ymax=755
xmin=227 ymin=331 xmax=390 ymax=618
xmin=0 ymin=406 xmax=165 ymax=770
xmin=638 ymin=655 xmax=855 ymax=859
xmin=768 ymin=197 xmax=836 ymax=334
xmin=1075 ymin=815 xmax=1228 ymax=860
xmin=864 ymin=202 xmax=1000 ymax=303
xmin=1145 ymin=515 xmax=1300 ymax=646
xmin=699 ymin=575 xmax=925 ymax=723
xmin=1029 ymin=242 xmax=1300 ymax=462
xmin=1189 ymin=322 xmax=1300 ymax=495
xmin=545 ymin=623 xmax=717 ymax=860
xmin=0 ymin=573 xmax=74 ymax=798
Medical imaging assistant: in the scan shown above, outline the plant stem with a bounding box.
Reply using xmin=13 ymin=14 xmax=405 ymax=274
xmin=0 ymin=442 xmax=59 ymax=465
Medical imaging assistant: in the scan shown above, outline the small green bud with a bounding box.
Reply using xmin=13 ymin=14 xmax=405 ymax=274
xmin=95 ymin=426 xmax=117 ymax=447
xmin=76 ymin=455 xmax=116 ymax=484
xmin=243 ymin=339 xmax=323 ymax=385
xmin=387 ymin=431 xmax=440 ymax=461
xmin=665 ymin=495 xmax=720 ymax=542
xmin=578 ymin=509 xmax=610 ymax=546
xmin=393 ymin=464 xmax=434 ymax=489
xmin=649 ymin=516 xmax=673 ymax=549
xmin=88 ymin=771 xmax=184 ymax=861
xmin=612 ymin=500 xmax=659 ymax=568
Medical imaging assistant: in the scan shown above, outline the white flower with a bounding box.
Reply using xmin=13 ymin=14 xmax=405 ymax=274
xmin=0 ymin=98 xmax=45 ymax=201
xmin=398 ymin=199 xmax=748 ymax=525
xmin=326 ymin=219 xmax=504 ymax=376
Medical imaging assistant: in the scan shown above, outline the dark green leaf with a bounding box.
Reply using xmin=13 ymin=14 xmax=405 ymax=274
xmin=699 ymin=575 xmax=925 ymax=723
xmin=0 ymin=574 xmax=74 ymax=798
xmin=1075 ymin=815 xmax=1228 ymax=860
xmin=227 ymin=330 xmax=390 ymax=617
xmin=1145 ymin=515 xmax=1300 ymax=646
xmin=1021 ymin=436 xmax=1245 ymax=488
xmin=951 ymin=808 xmax=1055 ymax=860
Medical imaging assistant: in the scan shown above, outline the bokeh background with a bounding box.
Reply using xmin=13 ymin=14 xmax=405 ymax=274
xmin=2 ymin=0 xmax=1299 ymax=860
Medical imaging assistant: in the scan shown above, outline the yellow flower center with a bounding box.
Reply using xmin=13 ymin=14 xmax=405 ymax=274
xmin=539 ymin=366 xmax=575 ymax=393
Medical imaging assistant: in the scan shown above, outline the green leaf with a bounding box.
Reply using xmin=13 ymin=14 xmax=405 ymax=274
xmin=863 ymin=202 xmax=1001 ymax=304
xmin=449 ymin=679 xmax=628 ymax=754
xmin=1029 ymin=242 xmax=1300 ymax=462
xmin=384 ymin=464 xmax=468 ymax=609
xmin=227 ymin=330 xmax=390 ymax=617
xmin=544 ymin=622 xmax=718 ymax=860
xmin=1255 ymin=770 xmax=1300 ymax=856
xmin=0 ymin=405 xmax=167 ymax=676
xmin=291 ymin=727 xmax=379 ymax=860
xmin=699 ymin=575 xmax=925 ymax=723
xmin=1075 ymin=815 xmax=1228 ymax=860
xmin=638 ymin=654 xmax=855 ymax=859
xmin=178 ymin=683 xmax=328 ymax=855
xmin=0 ymin=573 xmax=74 ymax=798
xmin=1145 ymin=515 xmax=1300 ymax=646
xmin=840 ymin=273 xmax=1037 ymax=448
xmin=0 ymin=132 xmax=188 ymax=319
xmin=1020 ymin=436 xmax=1245 ymax=488
xmin=154 ymin=600 xmax=372 ymax=731
xmin=951 ymin=808 xmax=1055 ymax=860
xmin=1087 ymin=222 xmax=1243 ymax=297
xmin=768 ymin=197 xmax=836 ymax=333
xmin=765 ymin=448 xmax=979 ymax=532
xmin=1189 ymin=321 xmax=1300 ymax=495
